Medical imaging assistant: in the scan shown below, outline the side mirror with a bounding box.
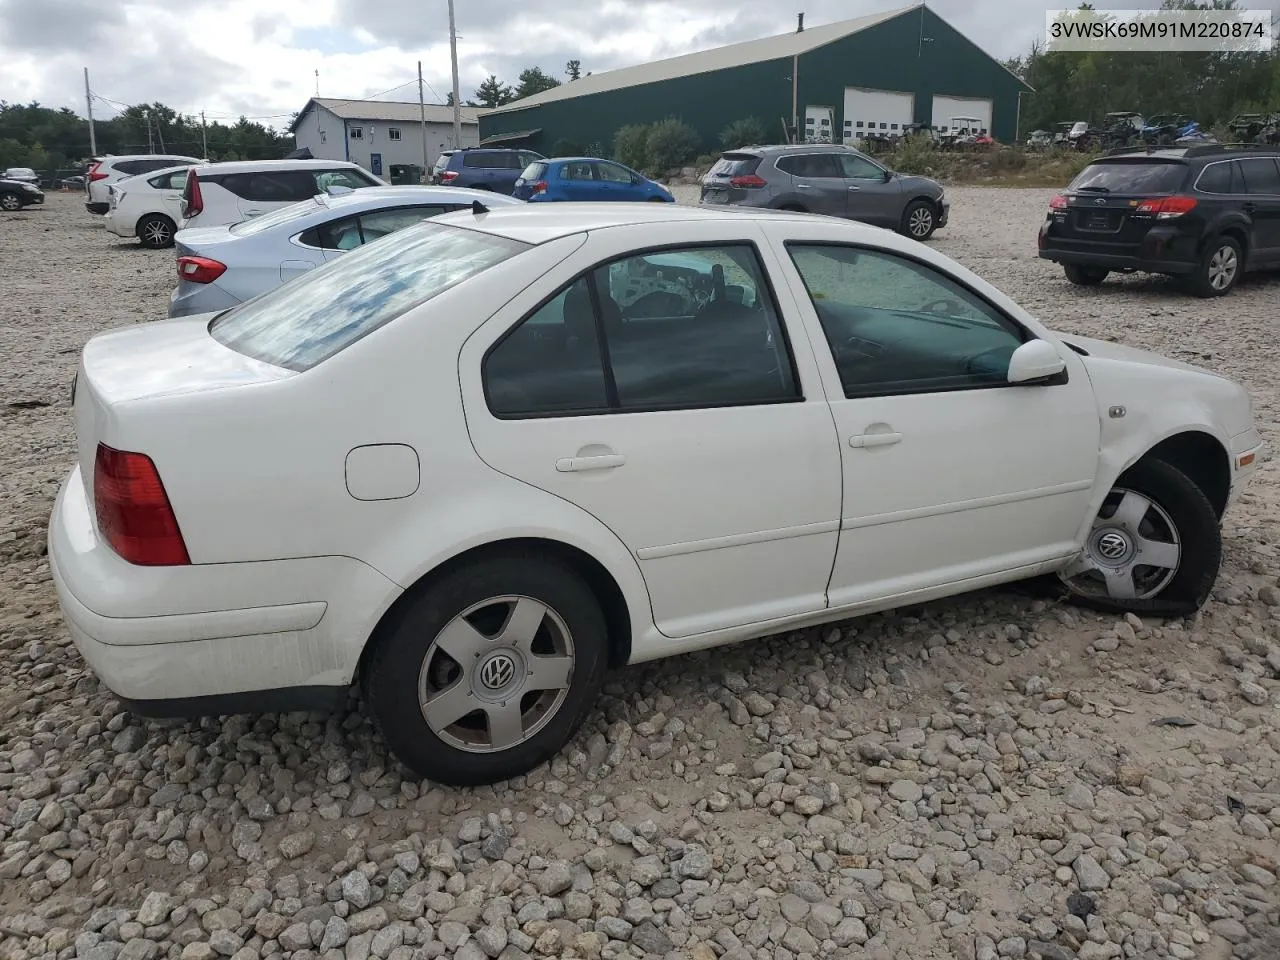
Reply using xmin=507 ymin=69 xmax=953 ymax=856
xmin=1007 ymin=339 xmax=1067 ymax=385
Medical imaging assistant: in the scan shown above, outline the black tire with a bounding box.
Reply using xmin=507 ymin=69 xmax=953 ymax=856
xmin=1057 ymin=458 xmax=1221 ymax=618
xmin=1185 ymin=234 xmax=1242 ymax=297
xmin=137 ymin=214 xmax=177 ymax=249
xmin=1063 ymin=263 xmax=1109 ymax=286
xmin=900 ymin=199 xmax=937 ymax=240
xmin=362 ymin=549 xmax=609 ymax=786
xmin=0 ymin=193 xmax=22 ymax=212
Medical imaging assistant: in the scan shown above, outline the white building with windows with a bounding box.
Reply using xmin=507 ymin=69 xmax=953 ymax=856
xmin=290 ymin=98 xmax=481 ymax=180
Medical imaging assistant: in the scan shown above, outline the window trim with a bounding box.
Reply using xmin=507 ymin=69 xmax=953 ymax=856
xmin=781 ymin=239 xmax=1047 ymax=401
xmin=481 ymin=239 xmax=808 ymax=420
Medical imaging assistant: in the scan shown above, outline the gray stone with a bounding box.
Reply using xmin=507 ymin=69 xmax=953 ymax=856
xmin=1073 ymin=854 xmax=1110 ymax=892
xmin=676 ymin=845 xmax=712 ymax=880
xmin=630 ymin=855 xmax=664 ymax=887
xmin=888 ymin=780 xmax=923 ymax=803
xmin=630 ymin=922 xmax=673 ymax=955
xmin=341 ymin=871 xmax=374 ymax=909
xmin=537 ymin=861 xmax=573 ymax=896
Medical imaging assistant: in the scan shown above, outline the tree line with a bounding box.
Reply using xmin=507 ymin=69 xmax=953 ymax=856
xmin=448 ymin=60 xmax=588 ymax=109
xmin=1004 ymin=0 xmax=1280 ymax=136
xmin=0 ymin=100 xmax=294 ymax=173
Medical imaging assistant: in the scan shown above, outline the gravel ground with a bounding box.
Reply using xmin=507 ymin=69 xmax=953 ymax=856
xmin=2 ymin=190 xmax=1279 ymax=960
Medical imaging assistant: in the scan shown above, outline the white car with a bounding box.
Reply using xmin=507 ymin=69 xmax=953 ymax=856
xmin=168 ymin=185 xmax=522 ymax=318
xmin=85 ymin=154 xmax=203 ymax=215
xmin=48 ymin=204 xmax=1264 ymax=786
xmin=104 ymin=164 xmax=199 ymax=248
xmin=178 ymin=159 xmax=385 ymax=231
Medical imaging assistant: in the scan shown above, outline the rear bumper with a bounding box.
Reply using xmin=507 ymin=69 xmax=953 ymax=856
xmin=104 ymin=210 xmax=135 ymax=238
xmin=1038 ymin=220 xmax=1198 ymax=274
xmin=48 ymin=466 xmax=402 ymax=716
xmin=168 ymin=283 xmax=241 ymax=319
xmin=85 ymin=202 xmax=108 ymax=215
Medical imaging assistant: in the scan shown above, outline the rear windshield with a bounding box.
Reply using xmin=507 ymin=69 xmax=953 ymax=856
xmin=709 ymin=154 xmax=761 ymax=177
xmin=1069 ymin=160 xmax=1187 ymax=194
xmin=520 ymin=162 xmax=548 ymax=181
xmin=434 ymin=153 xmax=453 ymax=172
xmin=210 ymin=221 xmax=529 ymax=371
xmin=229 ymin=197 xmax=325 ymax=236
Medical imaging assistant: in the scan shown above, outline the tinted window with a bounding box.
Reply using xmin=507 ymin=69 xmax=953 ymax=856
xmin=1069 ymin=161 xmax=1187 ymax=194
xmin=1238 ymin=157 xmax=1280 ymax=195
xmin=1196 ymin=161 xmax=1238 ymax=194
xmin=787 ymin=244 xmax=1024 ymax=398
xmin=777 ymin=154 xmax=843 ymax=178
xmin=464 ymin=151 xmax=518 ymax=169
xmin=838 ymin=154 xmax=884 ymax=179
xmin=220 ymin=171 xmax=317 ymax=202
xmin=709 ymin=154 xmax=761 ymax=177
xmin=211 ymin=221 xmax=528 ymax=372
xmin=114 ymin=160 xmax=148 ymax=176
xmin=484 ymin=244 xmax=799 ymax=417
xmin=484 ymin=278 xmax=611 ymax=416
xmin=518 ymin=152 xmax=543 ymax=166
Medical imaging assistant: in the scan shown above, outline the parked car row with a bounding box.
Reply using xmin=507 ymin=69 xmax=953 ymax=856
xmin=49 ymin=182 xmax=1264 ymax=785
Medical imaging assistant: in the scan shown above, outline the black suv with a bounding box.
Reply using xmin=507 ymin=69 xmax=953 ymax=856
xmin=1038 ymin=144 xmax=1280 ymax=297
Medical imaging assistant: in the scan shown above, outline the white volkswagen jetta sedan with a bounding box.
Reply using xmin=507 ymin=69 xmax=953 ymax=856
xmin=49 ymin=203 xmax=1263 ymax=786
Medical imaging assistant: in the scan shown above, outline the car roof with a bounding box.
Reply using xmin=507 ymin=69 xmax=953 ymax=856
xmin=102 ymin=154 xmax=202 ymax=164
xmin=722 ymin=143 xmax=861 ymax=156
xmin=429 ymin=201 xmax=875 ymax=245
xmin=192 ymin=158 xmax=370 ymax=175
xmin=312 ymin=185 xmax=523 ymax=211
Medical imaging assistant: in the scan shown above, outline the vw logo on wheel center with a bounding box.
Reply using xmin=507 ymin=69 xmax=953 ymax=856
xmin=1097 ymin=531 xmax=1129 ymax=561
xmin=480 ymin=653 xmax=517 ymax=691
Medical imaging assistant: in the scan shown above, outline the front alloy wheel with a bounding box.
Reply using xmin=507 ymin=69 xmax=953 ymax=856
xmin=1059 ymin=459 xmax=1220 ymax=617
xmin=363 ymin=550 xmax=608 ymax=785
xmin=901 ymin=200 xmax=936 ymax=240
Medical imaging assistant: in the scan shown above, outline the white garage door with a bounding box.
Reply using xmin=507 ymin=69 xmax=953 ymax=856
xmin=932 ymin=96 xmax=993 ymax=135
xmin=842 ymin=87 xmax=914 ymax=142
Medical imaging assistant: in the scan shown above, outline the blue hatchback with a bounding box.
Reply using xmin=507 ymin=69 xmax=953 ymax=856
xmin=512 ymin=157 xmax=674 ymax=202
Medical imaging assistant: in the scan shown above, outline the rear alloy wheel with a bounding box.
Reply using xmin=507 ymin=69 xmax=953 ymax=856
xmin=1058 ymin=459 xmax=1220 ymax=617
xmin=1063 ymin=263 xmax=1109 ymax=286
xmin=0 ymin=194 xmax=22 ymax=211
xmin=363 ymin=551 xmax=608 ymax=785
xmin=137 ymin=215 xmax=176 ymax=249
xmin=901 ymin=200 xmax=937 ymax=240
xmin=1186 ymin=235 xmax=1242 ymax=297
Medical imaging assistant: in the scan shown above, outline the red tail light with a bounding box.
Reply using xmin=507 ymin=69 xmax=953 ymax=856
xmin=87 ymin=162 xmax=107 ymax=182
xmin=1136 ymin=195 xmax=1197 ymax=218
xmin=183 ymin=171 xmax=204 ymax=217
xmin=438 ymin=170 xmax=459 ymax=183
xmin=730 ymin=174 xmax=767 ymax=189
xmin=1049 ymin=194 xmax=1069 ymax=210
xmin=93 ymin=444 xmax=189 ymax=566
xmin=531 ymin=180 xmax=548 ymax=195
xmin=177 ymin=256 xmax=226 ymax=284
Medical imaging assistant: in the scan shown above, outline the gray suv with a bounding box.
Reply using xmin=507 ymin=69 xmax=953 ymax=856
xmin=699 ymin=144 xmax=948 ymax=240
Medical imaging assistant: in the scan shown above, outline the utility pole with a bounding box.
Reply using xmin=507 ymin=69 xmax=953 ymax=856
xmin=145 ymin=110 xmax=155 ymax=154
xmin=418 ymin=60 xmax=429 ymax=180
xmin=448 ymin=0 xmax=462 ymax=149
xmin=200 ymin=111 xmax=208 ymax=157
xmin=83 ymin=67 xmax=97 ymax=156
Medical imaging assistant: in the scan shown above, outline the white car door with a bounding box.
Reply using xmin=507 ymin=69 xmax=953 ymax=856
xmin=762 ymin=228 xmax=1101 ymax=607
xmin=460 ymin=220 xmax=843 ymax=640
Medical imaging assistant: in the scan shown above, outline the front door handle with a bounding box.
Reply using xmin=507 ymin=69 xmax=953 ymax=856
xmin=848 ymin=185 xmax=861 ymax=191
xmin=556 ymin=454 xmax=626 ymax=472
xmin=849 ymin=432 xmax=902 ymax=448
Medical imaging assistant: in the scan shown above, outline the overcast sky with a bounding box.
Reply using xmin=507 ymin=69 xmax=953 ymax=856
xmin=2 ymin=0 xmax=1277 ymax=129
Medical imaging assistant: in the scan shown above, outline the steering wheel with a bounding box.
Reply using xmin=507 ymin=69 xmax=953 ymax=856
xmin=920 ymin=297 xmax=963 ymax=317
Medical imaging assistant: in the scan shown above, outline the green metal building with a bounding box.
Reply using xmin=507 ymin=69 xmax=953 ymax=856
xmin=478 ymin=3 xmax=1032 ymax=157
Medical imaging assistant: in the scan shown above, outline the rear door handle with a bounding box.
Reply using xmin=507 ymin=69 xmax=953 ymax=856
xmin=796 ymin=183 xmax=814 ymax=190
xmin=849 ymin=432 xmax=902 ymax=448
xmin=556 ymin=454 xmax=626 ymax=472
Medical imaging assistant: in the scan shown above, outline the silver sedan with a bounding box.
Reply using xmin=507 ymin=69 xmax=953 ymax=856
xmin=168 ymin=185 xmax=523 ymax=318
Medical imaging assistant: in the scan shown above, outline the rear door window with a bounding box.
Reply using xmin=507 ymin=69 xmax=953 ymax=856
xmin=1238 ymin=157 xmax=1280 ymax=195
xmin=114 ymin=160 xmax=149 ymax=176
xmin=1069 ymin=161 xmax=1187 ymax=194
xmin=777 ymin=154 xmax=843 ymax=178
xmin=298 ymin=205 xmax=455 ymax=250
xmin=314 ymin=168 xmax=378 ymax=191
xmin=463 ymin=151 xmax=507 ymax=168
xmin=220 ymin=171 xmax=317 ymax=202
xmin=147 ymin=169 xmax=190 ymax=190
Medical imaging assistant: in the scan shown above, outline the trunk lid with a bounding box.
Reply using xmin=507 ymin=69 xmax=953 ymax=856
xmin=1052 ymin=157 xmax=1192 ymax=243
xmin=73 ymin=319 xmax=294 ymax=503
